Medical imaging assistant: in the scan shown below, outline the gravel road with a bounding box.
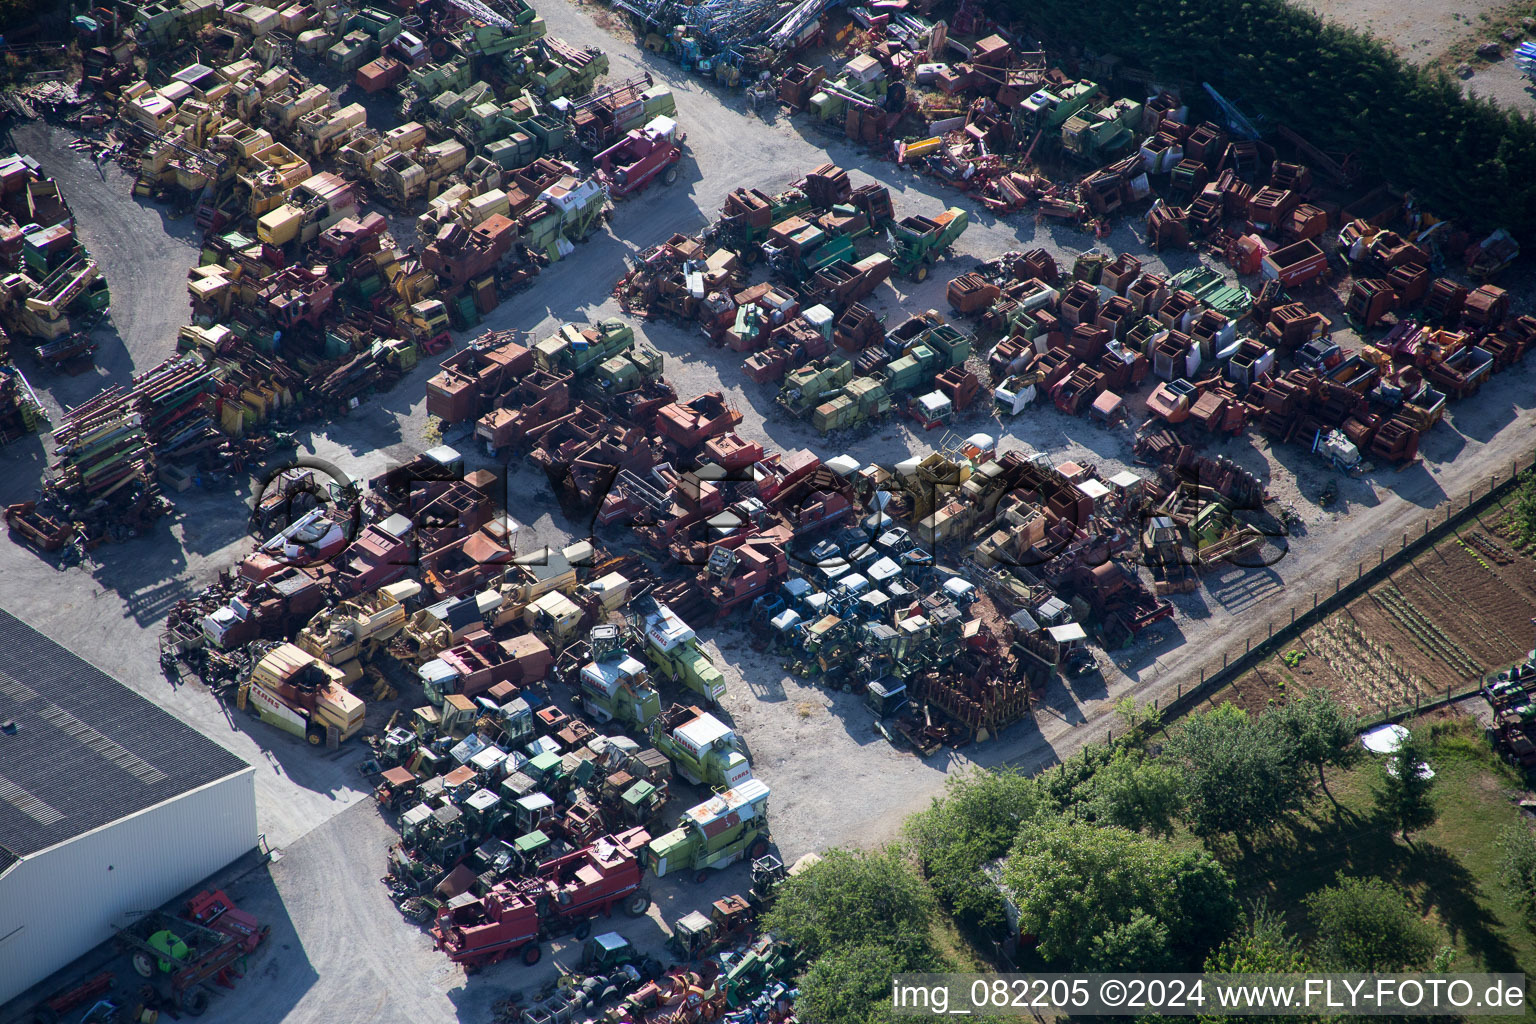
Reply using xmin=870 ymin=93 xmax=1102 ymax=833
xmin=3 ymin=4 xmax=1536 ymax=1020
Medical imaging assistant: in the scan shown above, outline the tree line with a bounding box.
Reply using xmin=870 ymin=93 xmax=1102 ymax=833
xmin=763 ymin=690 xmax=1527 ymax=1023
xmin=1001 ymin=0 xmax=1536 ymax=239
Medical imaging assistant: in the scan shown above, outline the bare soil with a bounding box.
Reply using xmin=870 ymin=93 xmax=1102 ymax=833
xmin=1217 ymin=512 xmax=1536 ymax=715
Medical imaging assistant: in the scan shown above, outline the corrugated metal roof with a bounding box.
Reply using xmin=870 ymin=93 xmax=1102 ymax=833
xmin=0 ymin=609 xmax=251 ymax=857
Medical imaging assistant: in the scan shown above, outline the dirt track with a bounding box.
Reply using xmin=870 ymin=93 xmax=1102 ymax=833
xmin=3 ymin=2 xmax=1536 ymax=1020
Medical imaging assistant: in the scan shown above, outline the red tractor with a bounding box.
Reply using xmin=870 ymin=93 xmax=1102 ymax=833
xmin=431 ymin=829 xmax=653 ymax=969
xmin=594 ymin=116 xmax=686 ymax=199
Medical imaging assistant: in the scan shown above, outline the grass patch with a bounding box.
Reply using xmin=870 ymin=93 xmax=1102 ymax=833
xmin=1216 ymin=716 xmax=1535 ymax=975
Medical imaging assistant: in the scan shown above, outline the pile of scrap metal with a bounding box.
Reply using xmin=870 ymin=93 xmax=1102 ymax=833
xmin=512 ymin=924 xmax=799 ymax=1023
xmin=0 ymin=152 xmax=112 ymax=361
xmin=0 ymin=357 xmax=46 ymax=446
xmin=612 ymin=0 xmax=845 ymax=86
xmin=1128 ymin=448 xmax=1277 ymax=593
xmin=9 ymin=351 xmax=262 ymax=549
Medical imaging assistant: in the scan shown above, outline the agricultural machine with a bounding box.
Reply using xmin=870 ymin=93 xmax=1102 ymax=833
xmin=115 ymin=892 xmax=269 ymax=1017
xmin=647 ymin=780 xmax=772 ymax=879
xmin=594 ymin=116 xmax=685 ymax=199
xmin=887 ymin=207 xmax=968 ymax=281
xmin=431 ymin=829 xmax=653 ymax=968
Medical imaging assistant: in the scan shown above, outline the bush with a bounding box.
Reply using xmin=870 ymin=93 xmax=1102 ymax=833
xmin=1498 ymin=824 xmax=1536 ymax=928
xmin=905 ymin=768 xmax=1043 ymax=929
xmin=763 ymin=847 xmax=941 ymax=1024
xmin=1166 ymin=703 xmax=1311 ymax=838
xmin=1305 ymin=874 xmax=1439 ymax=970
xmin=1003 ymin=815 xmax=1237 ymax=970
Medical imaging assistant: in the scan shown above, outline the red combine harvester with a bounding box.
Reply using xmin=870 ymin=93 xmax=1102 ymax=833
xmin=594 ymin=116 xmax=686 ymax=199
xmin=432 ymin=829 xmax=652 ymax=969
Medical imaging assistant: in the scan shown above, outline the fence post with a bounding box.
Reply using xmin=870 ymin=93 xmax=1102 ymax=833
xmin=1313 ymin=593 xmax=1319 ymax=611
xmin=1223 ymin=651 xmax=1227 ymax=667
xmin=1268 ymin=621 xmax=1273 ymax=638
xmin=1335 ymin=578 xmax=1341 ymax=594
xmin=1424 ymin=519 xmax=1429 ymax=535
xmin=1178 ymin=682 xmax=1182 ymax=698
xmin=1379 ymin=548 xmax=1385 ymax=565
xmin=1358 ymin=563 xmax=1363 ymax=579
xmin=1291 ymin=607 xmax=1296 ymax=624
xmin=1200 ymin=667 xmax=1204 ymax=685
xmin=1401 ymin=533 xmax=1407 ymax=549
xmin=1246 ymin=637 xmax=1251 ymax=653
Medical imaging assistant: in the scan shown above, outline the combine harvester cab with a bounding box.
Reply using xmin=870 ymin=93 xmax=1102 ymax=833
xmin=643 ymin=600 xmax=728 ymax=705
xmin=648 ymin=779 xmax=771 ymax=879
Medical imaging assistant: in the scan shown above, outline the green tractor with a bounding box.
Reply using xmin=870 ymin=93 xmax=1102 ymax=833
xmin=575 ymin=931 xmax=664 ymax=982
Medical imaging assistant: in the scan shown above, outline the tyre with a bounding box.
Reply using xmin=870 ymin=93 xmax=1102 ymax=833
xmin=521 ymin=943 xmax=542 ymax=965
xmin=748 ymin=838 xmax=770 ymax=861
xmin=624 ymin=889 xmax=652 ymax=917
xmin=132 ymin=951 xmax=157 ymax=978
xmin=662 ymin=166 xmax=679 ymax=186
xmin=573 ymin=919 xmax=592 ymax=940
xmin=911 ymin=263 xmax=928 ymax=283
xmin=180 ymin=988 xmax=211 ymax=1017
xmin=694 ymin=869 xmax=710 ymax=884
xmin=305 ymin=725 xmax=324 ymax=746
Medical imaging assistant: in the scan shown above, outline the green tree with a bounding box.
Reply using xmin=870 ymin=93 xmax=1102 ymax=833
xmin=1497 ymin=824 xmax=1536 ymax=928
xmin=1305 ymin=875 xmax=1438 ymax=970
xmin=1166 ymin=703 xmax=1309 ymax=838
xmin=1205 ymin=901 xmax=1310 ymax=973
xmin=797 ymin=943 xmax=905 ymax=1024
xmin=762 ymin=847 xmax=937 ymax=964
xmin=1081 ymin=749 xmax=1185 ymax=837
xmin=1277 ymin=689 xmax=1362 ymax=799
xmin=1376 ymin=729 xmax=1437 ymax=844
xmin=1037 ymin=742 xmax=1117 ymax=811
xmin=1003 ymin=816 xmax=1236 ymax=971
xmin=904 ymin=768 xmax=1043 ymax=928
xmin=1201 ymin=903 xmax=1314 ymax=1024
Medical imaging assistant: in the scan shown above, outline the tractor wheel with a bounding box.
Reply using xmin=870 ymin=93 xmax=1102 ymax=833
xmin=911 ymin=263 xmax=929 ymax=283
xmin=132 ymin=952 xmax=157 ymax=978
xmin=642 ymin=957 xmax=664 ymax=982
xmin=694 ymin=869 xmax=710 ymax=884
xmin=305 ymin=725 xmax=324 ymax=746
xmin=624 ymin=889 xmax=652 ymax=917
xmin=749 ymin=838 xmax=771 ymax=861
xmin=662 ymin=166 xmax=679 ymax=186
xmin=573 ymin=919 xmax=592 ymax=940
xmin=180 ymin=988 xmax=211 ymax=1017
xmin=521 ymin=943 xmax=542 ymax=966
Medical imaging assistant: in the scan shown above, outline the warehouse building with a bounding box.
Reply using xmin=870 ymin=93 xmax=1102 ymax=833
xmin=0 ymin=609 xmax=256 ymax=1005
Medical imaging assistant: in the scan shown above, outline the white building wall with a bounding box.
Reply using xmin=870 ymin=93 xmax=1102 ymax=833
xmin=0 ymin=768 xmax=257 ymax=1005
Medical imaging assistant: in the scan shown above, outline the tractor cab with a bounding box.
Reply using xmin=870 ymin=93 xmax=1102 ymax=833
xmin=864 ymin=677 xmax=908 ymax=719
xmin=375 ymin=765 xmax=419 ymax=810
xmin=668 ymin=910 xmax=716 ymax=960
xmin=579 ymin=931 xmax=661 ymax=979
